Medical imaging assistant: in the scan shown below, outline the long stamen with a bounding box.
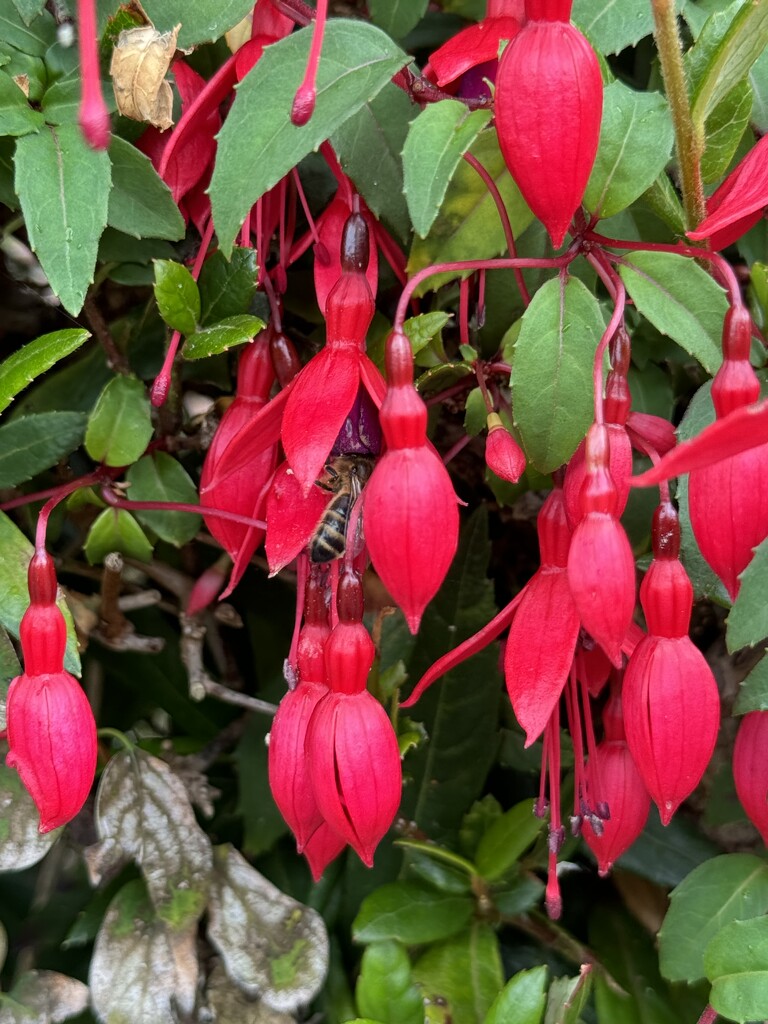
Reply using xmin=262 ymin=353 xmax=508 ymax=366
xmin=291 ymin=0 xmax=329 ymax=126
xmin=77 ymin=0 xmax=110 ymax=149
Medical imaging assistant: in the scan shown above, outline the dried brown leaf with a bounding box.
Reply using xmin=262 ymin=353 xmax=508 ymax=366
xmin=109 ymin=24 xmax=180 ymax=130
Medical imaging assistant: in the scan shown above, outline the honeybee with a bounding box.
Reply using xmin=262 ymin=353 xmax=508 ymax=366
xmin=310 ymin=455 xmax=375 ymax=563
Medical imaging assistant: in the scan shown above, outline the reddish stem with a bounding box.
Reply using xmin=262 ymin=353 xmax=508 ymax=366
xmin=593 ymin=281 xmax=626 ymax=425
xmin=101 ymin=490 xmax=267 ymax=532
xmin=34 ymin=472 xmax=103 ymax=551
xmin=695 ymin=1008 xmax=718 ymax=1024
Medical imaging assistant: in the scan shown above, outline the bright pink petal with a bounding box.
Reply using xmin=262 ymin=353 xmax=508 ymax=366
xmin=265 ymin=462 xmax=330 ymax=575
xmin=430 ymin=17 xmax=521 ymax=87
xmin=207 ymin=383 xmax=293 ymax=489
xmin=688 ymin=135 xmax=768 ymax=248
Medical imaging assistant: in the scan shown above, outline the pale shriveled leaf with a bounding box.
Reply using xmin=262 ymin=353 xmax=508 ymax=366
xmin=0 ymin=743 xmax=59 ymax=872
xmin=203 ymin=964 xmax=296 ymax=1024
xmin=6 ymin=970 xmax=89 ymax=1023
xmin=85 ymin=750 xmax=213 ymax=932
xmin=0 ymin=329 xmax=90 ymax=415
xmin=207 ymin=844 xmax=329 ymax=1012
xmin=109 ymin=24 xmax=179 ymax=130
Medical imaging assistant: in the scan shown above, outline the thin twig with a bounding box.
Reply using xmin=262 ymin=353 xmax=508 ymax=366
xmin=83 ymin=294 xmax=130 ymax=374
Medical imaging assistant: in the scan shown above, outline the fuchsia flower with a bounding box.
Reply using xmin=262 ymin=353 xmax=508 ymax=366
xmin=688 ymin=133 xmax=768 ymax=250
xmin=733 ymin=711 xmax=768 ymax=846
xmin=494 ymin=0 xmax=603 ymax=247
xmin=314 ymin=193 xmax=378 ymax=315
xmin=622 ymin=502 xmax=720 ymax=824
xmin=425 ymin=0 xmax=523 ymax=96
xmin=6 ymin=552 xmax=97 ymax=833
xmin=485 ymin=413 xmax=526 ymax=483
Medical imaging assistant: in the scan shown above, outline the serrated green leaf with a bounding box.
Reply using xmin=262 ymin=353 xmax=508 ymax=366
xmin=125 ymin=452 xmax=201 ymax=546
xmin=412 ymin=923 xmax=503 ymax=1024
xmin=475 ymin=799 xmax=542 ymax=880
xmin=408 ymin=131 xmax=533 ymax=295
xmin=0 ymin=328 xmax=90 ymax=414
xmin=571 ymin=0 xmax=656 ymax=54
xmin=85 ymin=375 xmax=153 ymax=467
xmin=183 ymin=314 xmax=265 ymax=360
xmin=617 ymin=252 xmax=726 ymax=375
xmin=0 ymin=69 xmax=43 ymax=135
xmin=0 ymin=4 xmax=55 ymax=56
xmin=211 ymin=21 xmax=408 ymax=256
xmin=368 ymin=0 xmax=428 ymax=37
xmin=484 ymin=966 xmax=547 ymax=1024
xmin=84 ymin=508 xmax=154 ymax=564
xmin=332 ymin=83 xmax=415 ymax=244
xmin=15 ymin=123 xmax=111 ymax=314
xmin=640 ymin=173 xmax=687 ymax=236
xmin=138 ymin=0 xmax=253 ymax=49
xmin=701 ymin=79 xmax=752 ymax=183
xmin=11 ymin=0 xmax=45 ymax=26
xmin=404 ymin=100 xmax=492 ymax=239
xmin=585 ymin=82 xmax=674 ymax=220
xmin=198 ymin=248 xmax=258 ymax=326
xmin=705 ymin=916 xmax=768 ymax=1023
xmin=659 ymin=854 xmax=768 ymax=983
xmin=0 ymin=411 xmax=86 ymax=487
xmin=727 ymin=537 xmax=768 ymax=651
xmin=353 ymin=882 xmax=474 ymax=945
xmin=356 ymin=941 xmax=422 ymax=1024
xmin=511 ymin=276 xmax=605 ymax=473
xmin=153 ymin=259 xmax=201 ymax=335
xmin=107 ymin=136 xmax=185 ymax=241
xmin=733 ymin=654 xmax=768 ymax=714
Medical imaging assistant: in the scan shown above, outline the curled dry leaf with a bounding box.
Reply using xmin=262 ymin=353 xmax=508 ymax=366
xmin=204 ymin=963 xmax=297 ymax=1024
xmin=85 ymin=749 xmax=213 ymax=931
xmin=0 ymin=745 xmax=58 ymax=872
xmin=3 ymin=970 xmax=89 ymax=1024
xmin=110 ymin=24 xmax=181 ymax=131
xmin=207 ymin=844 xmax=329 ymax=1013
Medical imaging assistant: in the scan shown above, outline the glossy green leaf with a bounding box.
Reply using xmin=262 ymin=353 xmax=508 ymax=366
xmin=0 ymin=411 xmax=86 ymax=487
xmin=0 ymin=328 xmax=90 ymax=414
xmin=492 ymin=875 xmax=545 ymax=916
xmin=640 ymin=173 xmax=687 ymax=236
xmin=659 ymin=854 xmax=768 ymax=983
xmin=618 ymin=252 xmax=726 ymax=375
xmin=701 ymin=79 xmax=752 ymax=183
xmin=332 ymin=83 xmax=414 ymax=243
xmin=750 ymin=46 xmax=768 ymax=132
xmin=368 ymin=0 xmax=428 ymax=37
xmin=356 ymin=941 xmax=422 ymax=1024
xmin=614 ymin=806 xmax=720 ymax=888
xmin=140 ymin=0 xmax=253 ymax=49
xmin=183 ymin=315 xmax=265 ymax=360
xmin=412 ymin=924 xmax=503 ymax=1024
xmin=84 ymin=508 xmax=154 ymax=564
xmin=585 ymin=81 xmax=674 ymax=220
xmin=544 ymin=972 xmax=592 ymax=1024
xmin=484 ymin=966 xmax=547 ymax=1024
xmin=705 ymin=916 xmax=768 ymax=1023
xmin=198 ymin=248 xmax=258 ymax=326
xmin=727 ymin=537 xmax=768 ymax=651
xmin=211 ymin=21 xmax=408 ymax=256
xmin=125 ymin=453 xmax=201 ymax=547
xmin=107 ymin=136 xmax=185 ymax=241
xmin=475 ymin=799 xmax=542 ymax=880
xmin=0 ymin=69 xmax=43 ymax=135
xmin=733 ymin=654 xmax=768 ymax=714
xmin=153 ymin=259 xmax=201 ymax=335
xmin=353 ymin=882 xmax=474 ymax=945
xmin=464 ymin=387 xmax=486 ymax=438
xmin=15 ymin=123 xmax=111 ymax=314
xmin=404 ymin=100 xmax=492 ymax=239
xmin=572 ymin=0 xmax=656 ymax=54
xmin=511 ymin=276 xmax=605 ymax=473
xmin=85 ymin=375 xmax=153 ymax=467
xmin=403 ymin=311 xmax=451 ymax=358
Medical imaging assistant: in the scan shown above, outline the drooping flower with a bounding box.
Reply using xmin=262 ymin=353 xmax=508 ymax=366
xmin=424 ymin=0 xmax=523 ymax=97
xmin=733 ymin=711 xmax=768 ymax=846
xmin=687 ymin=133 xmax=768 ymax=251
xmin=494 ymin=0 xmax=603 ymax=247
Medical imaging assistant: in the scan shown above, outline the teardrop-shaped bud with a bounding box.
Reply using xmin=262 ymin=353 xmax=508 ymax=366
xmin=485 ymin=413 xmax=526 ymax=483
xmin=564 ymin=423 xmax=632 ymax=528
xmin=733 ymin=711 xmax=768 ymax=845
xmin=583 ymin=738 xmax=650 ymax=875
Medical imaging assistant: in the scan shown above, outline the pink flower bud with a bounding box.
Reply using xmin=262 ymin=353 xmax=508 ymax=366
xmin=303 ymin=822 xmax=346 ymax=881
xmin=733 ymin=711 xmax=768 ymax=845
xmin=564 ymin=423 xmax=632 ymax=528
xmin=583 ymin=738 xmax=650 ymax=876
xmin=495 ymin=9 xmax=602 ymax=247
xmin=485 ymin=413 xmax=526 ymax=483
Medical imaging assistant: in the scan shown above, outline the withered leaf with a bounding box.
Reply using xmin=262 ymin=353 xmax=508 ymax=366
xmin=2 ymin=970 xmax=89 ymax=1024
xmin=204 ymin=963 xmax=297 ymax=1024
xmin=109 ymin=23 xmax=180 ymax=131
xmin=0 ymin=744 xmax=58 ymax=872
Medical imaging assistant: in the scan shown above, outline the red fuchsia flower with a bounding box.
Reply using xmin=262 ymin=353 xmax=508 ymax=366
xmin=567 ymin=424 xmax=636 ymax=666
xmin=77 ymin=0 xmax=110 ymax=149
xmin=733 ymin=711 xmax=768 ymax=846
xmin=305 ymin=570 xmax=402 ymax=866
xmin=199 ymin=335 xmax=279 ymax=597
xmin=6 ymin=552 xmax=97 ymax=833
xmin=583 ymin=685 xmax=651 ymax=875
xmin=485 ymin=413 xmax=526 ymax=483
xmin=622 ymin=502 xmax=720 ymax=825
xmin=363 ymin=329 xmax=459 ymax=633
xmin=314 ymin=192 xmax=379 ymax=315
xmin=303 ymin=822 xmax=347 ymax=881
xmin=688 ymin=133 xmax=768 ymax=251
xmin=505 ymin=481 xmax=580 ymax=744
xmin=494 ymin=0 xmax=603 ymax=247
xmin=574 ymin=634 xmax=612 ymax=698
xmin=424 ymin=0 xmax=523 ymax=97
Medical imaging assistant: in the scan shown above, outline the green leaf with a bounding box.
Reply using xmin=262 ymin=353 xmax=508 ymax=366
xmin=640 ymin=173 xmax=687 ymax=236
xmin=733 ymin=654 xmax=768 ymax=714
xmin=15 ymin=123 xmax=111 ymax=315
xmin=0 ymin=5 xmax=55 ymax=56
xmin=464 ymin=387 xmax=486 ymax=438
xmin=412 ymin=924 xmax=503 ymax=1024
xmin=198 ymin=248 xmax=258 ymax=326
xmin=125 ymin=453 xmax=201 ymax=547
xmin=107 ymin=136 xmax=185 ymax=241
xmin=544 ymin=972 xmax=593 ymax=1024
xmin=139 ymin=0 xmax=253 ymax=49
xmin=0 ymin=136 xmax=17 ymax=210
xmin=750 ymin=46 xmax=768 ymax=132
xmin=352 ymin=882 xmax=474 ymax=945
xmin=511 ymin=276 xmax=605 ymax=473
xmin=368 ymin=0 xmax=428 ymax=37
xmin=408 ymin=132 xmax=533 ymax=295
xmin=84 ymin=508 xmax=154 ymax=564
xmin=183 ymin=315 xmax=265 ymax=360
xmin=0 ymin=411 xmax=86 ymax=487
xmin=0 ymin=328 xmax=90 ymax=414
xmin=618 ymin=252 xmax=726 ymax=375
xmin=474 ymin=799 xmax=542 ymax=881
xmin=11 ymin=0 xmax=46 ymax=26
xmin=332 ymin=83 xmax=415 ymax=244
xmin=689 ymin=0 xmax=768 ymax=127
xmin=658 ymin=853 xmax=768 ymax=983
xmin=403 ymin=101 xmax=492 ymax=239
xmin=571 ymin=0 xmax=656 ymax=54
xmin=727 ymin=537 xmax=768 ymax=651
xmin=483 ymin=966 xmax=547 ymax=1024
xmin=701 ymin=79 xmax=752 ymax=183
xmin=153 ymin=259 xmax=201 ymax=335
xmin=211 ymin=21 xmax=408 ymax=256
xmin=705 ymin=916 xmax=768 ymax=1023
xmin=356 ymin=941 xmax=422 ymax=1024
xmin=85 ymin=375 xmax=153 ymax=467
xmin=0 ymin=69 xmax=43 ymax=135
xmin=615 ymin=806 xmax=720 ymax=888
xmin=584 ymin=82 xmax=674 ymax=220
